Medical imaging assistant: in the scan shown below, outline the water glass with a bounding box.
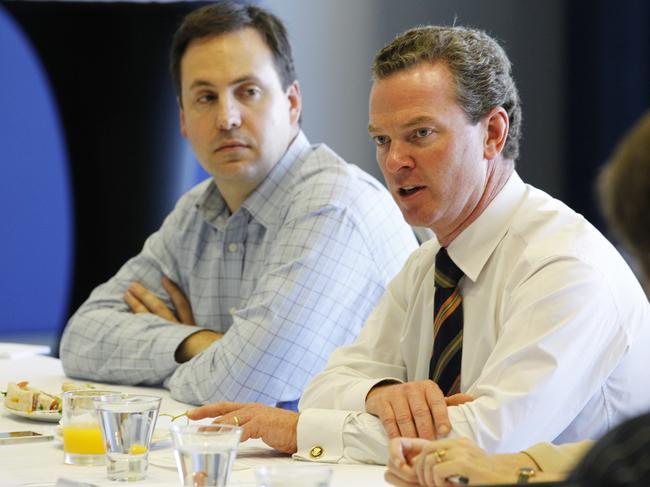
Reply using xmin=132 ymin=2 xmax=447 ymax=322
xmin=255 ymin=466 xmax=333 ymax=487
xmin=62 ymin=390 xmax=121 ymax=465
xmin=170 ymin=423 xmax=242 ymax=487
xmin=93 ymin=394 xmax=161 ymax=481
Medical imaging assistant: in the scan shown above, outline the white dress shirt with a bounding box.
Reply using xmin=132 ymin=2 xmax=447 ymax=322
xmin=295 ymin=171 xmax=650 ymax=464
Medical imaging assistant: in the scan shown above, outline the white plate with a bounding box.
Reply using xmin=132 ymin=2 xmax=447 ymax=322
xmin=2 ymin=403 xmax=62 ymax=422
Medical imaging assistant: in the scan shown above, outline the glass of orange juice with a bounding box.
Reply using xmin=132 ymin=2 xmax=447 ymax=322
xmin=62 ymin=390 xmax=120 ymax=465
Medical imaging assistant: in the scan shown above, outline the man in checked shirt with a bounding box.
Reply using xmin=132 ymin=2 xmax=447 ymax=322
xmin=59 ymin=2 xmax=417 ymax=408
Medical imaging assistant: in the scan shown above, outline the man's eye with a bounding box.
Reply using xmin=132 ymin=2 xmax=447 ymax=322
xmin=196 ymin=94 xmax=216 ymax=104
xmin=372 ymin=135 xmax=389 ymax=146
xmin=241 ymin=86 xmax=262 ymax=98
xmin=414 ymin=128 xmax=433 ymax=138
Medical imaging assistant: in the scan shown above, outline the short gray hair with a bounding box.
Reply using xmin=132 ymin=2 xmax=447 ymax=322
xmin=372 ymin=26 xmax=522 ymax=161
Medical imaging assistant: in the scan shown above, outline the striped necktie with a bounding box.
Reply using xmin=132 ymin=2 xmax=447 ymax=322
xmin=429 ymin=247 xmax=465 ymax=395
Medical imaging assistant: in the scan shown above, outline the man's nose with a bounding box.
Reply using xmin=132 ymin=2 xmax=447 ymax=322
xmin=216 ymin=96 xmax=241 ymax=131
xmin=383 ymin=142 xmax=414 ymax=173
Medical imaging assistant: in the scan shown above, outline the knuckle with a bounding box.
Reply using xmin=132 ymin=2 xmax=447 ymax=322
xmin=411 ymin=404 xmax=431 ymax=416
xmin=394 ymin=412 xmax=414 ymax=424
xmin=381 ymin=416 xmax=397 ymax=428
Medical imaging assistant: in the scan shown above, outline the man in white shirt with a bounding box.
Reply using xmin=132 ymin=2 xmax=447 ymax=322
xmin=187 ymin=25 xmax=650 ymax=464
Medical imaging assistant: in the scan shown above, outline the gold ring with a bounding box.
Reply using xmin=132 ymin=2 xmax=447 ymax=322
xmin=232 ymin=416 xmax=240 ymax=427
xmin=432 ymin=448 xmax=447 ymax=463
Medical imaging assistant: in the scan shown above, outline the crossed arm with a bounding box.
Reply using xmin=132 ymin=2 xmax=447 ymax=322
xmin=123 ymin=278 xmax=221 ymax=363
xmin=60 ymin=195 xmax=399 ymax=406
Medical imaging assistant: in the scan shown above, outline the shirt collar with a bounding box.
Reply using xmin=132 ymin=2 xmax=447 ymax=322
xmin=195 ymin=131 xmax=311 ymax=229
xmin=242 ymin=130 xmax=311 ymax=228
xmin=446 ymin=171 xmax=526 ymax=282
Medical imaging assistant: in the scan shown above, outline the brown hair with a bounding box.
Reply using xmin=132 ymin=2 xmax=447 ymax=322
xmin=372 ymin=26 xmax=522 ymax=161
xmin=170 ymin=2 xmax=296 ymax=101
xmin=598 ymin=110 xmax=650 ymax=279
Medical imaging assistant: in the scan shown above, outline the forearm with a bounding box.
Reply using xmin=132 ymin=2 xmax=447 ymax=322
xmin=60 ymin=305 xmax=196 ymax=384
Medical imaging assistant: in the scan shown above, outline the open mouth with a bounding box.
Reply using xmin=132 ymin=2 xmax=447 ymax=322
xmin=398 ymin=186 xmax=424 ymax=196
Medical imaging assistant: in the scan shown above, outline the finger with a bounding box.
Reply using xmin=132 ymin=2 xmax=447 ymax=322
xmin=124 ymin=291 xmax=148 ymax=314
xmin=384 ymin=470 xmax=417 ymax=487
xmin=392 ymin=395 xmax=419 ymax=438
xmin=423 ymin=453 xmax=437 ymax=487
xmin=379 ymin=402 xmax=402 ymax=439
xmin=407 ymin=389 xmax=435 ymax=440
xmin=162 ymin=276 xmax=196 ymax=326
xmin=389 ymin=457 xmax=419 ymax=484
xmin=187 ymin=402 xmax=248 ymax=419
xmin=387 ymin=438 xmax=418 ymax=483
xmin=213 ymin=412 xmax=248 ymax=428
xmin=388 ymin=438 xmax=408 ymax=467
xmin=445 ymin=393 xmax=474 ymax=407
xmin=413 ymin=451 xmax=427 ymax=486
xmin=432 ymin=461 xmax=464 ymax=487
xmin=129 ymin=282 xmax=178 ymax=322
xmin=426 ymin=382 xmax=451 ymax=438
xmin=402 ymin=438 xmax=433 ymax=465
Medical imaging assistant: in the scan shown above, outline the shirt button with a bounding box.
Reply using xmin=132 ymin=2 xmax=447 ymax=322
xmin=229 ymin=307 xmax=237 ymax=316
xmin=228 ymin=243 xmax=238 ymax=253
xmin=309 ymin=446 xmax=324 ymax=459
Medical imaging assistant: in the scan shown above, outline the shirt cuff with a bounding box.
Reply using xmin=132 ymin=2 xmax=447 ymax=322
xmin=340 ymin=377 xmax=404 ymax=411
xmin=524 ymin=440 xmax=593 ymax=473
xmin=293 ymin=408 xmax=352 ymax=463
xmin=150 ymin=322 xmax=205 ymax=373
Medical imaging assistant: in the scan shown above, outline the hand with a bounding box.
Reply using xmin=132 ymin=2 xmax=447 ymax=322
xmin=125 ymin=277 xmax=221 ymax=362
xmin=188 ymin=402 xmax=299 ymax=454
xmin=366 ymin=381 xmax=472 ymax=440
xmin=402 ymin=437 xmax=538 ymax=487
xmin=175 ymin=330 xmax=222 ymax=363
xmin=124 ymin=276 xmax=196 ymax=325
xmin=385 ymin=469 xmax=418 ymax=487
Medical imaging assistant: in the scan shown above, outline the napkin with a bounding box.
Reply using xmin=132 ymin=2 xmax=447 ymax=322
xmin=0 ymin=343 xmax=51 ymax=359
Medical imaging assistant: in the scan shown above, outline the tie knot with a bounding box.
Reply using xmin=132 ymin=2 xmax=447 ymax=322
xmin=435 ymin=248 xmax=463 ymax=288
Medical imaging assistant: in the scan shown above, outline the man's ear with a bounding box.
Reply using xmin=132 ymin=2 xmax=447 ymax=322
xmin=483 ymin=106 xmax=509 ymax=160
xmin=286 ymin=80 xmax=302 ymax=126
xmin=178 ymin=98 xmax=188 ymax=139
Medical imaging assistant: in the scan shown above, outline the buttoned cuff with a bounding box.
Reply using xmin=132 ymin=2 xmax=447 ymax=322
xmin=341 ymin=377 xmax=404 ymax=411
xmin=293 ymin=408 xmax=352 ymax=463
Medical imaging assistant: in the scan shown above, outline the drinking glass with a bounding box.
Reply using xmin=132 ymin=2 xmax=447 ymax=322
xmin=62 ymin=390 xmax=120 ymax=465
xmin=170 ymin=423 xmax=242 ymax=487
xmin=255 ymin=466 xmax=333 ymax=487
xmin=93 ymin=394 xmax=161 ymax=481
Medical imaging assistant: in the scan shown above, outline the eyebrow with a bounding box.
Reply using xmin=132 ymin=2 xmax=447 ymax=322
xmin=368 ymin=115 xmax=437 ymax=134
xmin=188 ymin=75 xmax=263 ymax=91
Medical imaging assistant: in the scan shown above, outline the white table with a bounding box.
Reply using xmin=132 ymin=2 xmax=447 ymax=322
xmin=1 ymin=351 xmax=389 ymax=486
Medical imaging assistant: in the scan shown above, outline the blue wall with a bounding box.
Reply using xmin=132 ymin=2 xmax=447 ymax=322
xmin=0 ymin=4 xmax=73 ymax=343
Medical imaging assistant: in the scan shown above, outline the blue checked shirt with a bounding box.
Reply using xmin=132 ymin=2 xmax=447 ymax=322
xmin=60 ymin=132 xmax=418 ymax=406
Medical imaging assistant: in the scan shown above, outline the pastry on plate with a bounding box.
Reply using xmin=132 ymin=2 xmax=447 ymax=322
xmin=5 ymin=381 xmax=60 ymax=413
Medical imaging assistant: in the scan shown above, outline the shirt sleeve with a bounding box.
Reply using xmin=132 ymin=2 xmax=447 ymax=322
xmin=294 ymin=409 xmax=389 ymax=465
xmin=524 ymin=441 xmax=593 ymax=473
xmin=164 ymin=205 xmax=394 ymax=405
xmin=59 ymin=200 xmax=199 ymax=386
xmin=301 ymin=252 xmax=629 ymax=461
xmin=299 ymin=249 xmax=420 ymax=411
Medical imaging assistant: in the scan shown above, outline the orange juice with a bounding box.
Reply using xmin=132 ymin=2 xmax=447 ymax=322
xmin=63 ymin=423 xmax=105 ymax=455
